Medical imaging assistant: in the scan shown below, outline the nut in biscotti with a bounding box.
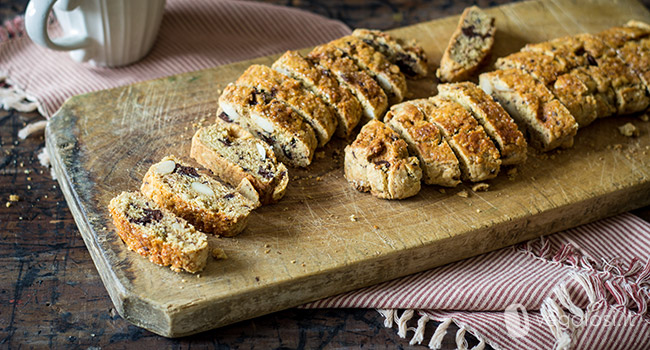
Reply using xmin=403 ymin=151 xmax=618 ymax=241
xmin=108 ymin=191 xmax=209 ymax=273
xmin=344 ymin=120 xmax=422 ymax=199
xmin=141 ymin=155 xmax=259 ymax=237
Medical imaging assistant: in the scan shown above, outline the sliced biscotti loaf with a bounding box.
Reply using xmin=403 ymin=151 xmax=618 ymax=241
xmin=551 ymin=69 xmax=601 ymax=128
xmin=235 ymin=64 xmax=336 ymax=146
xmin=272 ymin=51 xmax=362 ymax=138
xmin=593 ymin=55 xmax=649 ymax=115
xmin=426 ymin=96 xmax=501 ymax=182
xmin=479 ymin=69 xmax=578 ymax=151
xmin=352 ymin=29 xmax=428 ymax=79
xmin=218 ymin=83 xmax=317 ymax=167
xmin=495 ymin=51 xmax=572 ymax=86
xmin=308 ymin=44 xmax=388 ymax=121
xmin=617 ymin=37 xmax=650 ymax=95
xmin=329 ymin=35 xmax=407 ymax=104
xmin=190 ymin=122 xmax=289 ymax=205
xmin=344 ymin=120 xmax=422 ymax=199
xmin=141 ymin=156 xmax=259 ymax=237
xmin=108 ymin=191 xmax=209 ymax=273
xmin=595 ymin=22 xmax=650 ymax=50
xmin=384 ymin=101 xmax=461 ymax=187
xmin=437 ymin=82 xmax=527 ymax=166
xmin=437 ymin=6 xmax=496 ymax=83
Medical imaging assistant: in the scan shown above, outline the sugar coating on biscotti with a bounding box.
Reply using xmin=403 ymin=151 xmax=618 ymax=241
xmin=272 ymin=50 xmax=362 ymax=138
xmin=191 ymin=122 xmax=289 ymax=205
xmin=141 ymin=155 xmax=259 ymax=237
xmin=108 ymin=191 xmax=209 ymax=273
xmin=344 ymin=120 xmax=422 ymax=199
xmin=437 ymin=6 xmax=495 ymax=83
xmin=351 ymin=29 xmax=429 ymax=79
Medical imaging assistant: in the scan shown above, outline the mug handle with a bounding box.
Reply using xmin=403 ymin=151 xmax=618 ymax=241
xmin=25 ymin=0 xmax=90 ymax=51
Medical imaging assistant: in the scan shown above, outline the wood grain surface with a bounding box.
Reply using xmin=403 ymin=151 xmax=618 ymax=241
xmin=41 ymin=0 xmax=650 ymax=338
xmin=3 ymin=0 xmax=650 ymax=348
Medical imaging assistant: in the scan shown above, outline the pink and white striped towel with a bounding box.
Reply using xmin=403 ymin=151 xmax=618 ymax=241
xmin=2 ymin=1 xmax=649 ymax=349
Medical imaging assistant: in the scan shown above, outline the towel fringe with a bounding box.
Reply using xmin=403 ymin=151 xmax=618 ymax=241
xmin=18 ymin=120 xmax=48 ymax=139
xmin=470 ymin=336 xmax=486 ymax=350
xmin=396 ymin=309 xmax=414 ymax=338
xmin=0 ymin=74 xmax=39 ymax=113
xmin=455 ymin=326 xmax=468 ymax=350
xmin=428 ymin=317 xmax=453 ymax=349
xmin=409 ymin=313 xmax=430 ymax=345
xmin=377 ymin=308 xmax=395 ymax=328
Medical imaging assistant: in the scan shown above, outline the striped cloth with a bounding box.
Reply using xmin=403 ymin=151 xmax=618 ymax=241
xmin=2 ymin=1 xmax=649 ymax=349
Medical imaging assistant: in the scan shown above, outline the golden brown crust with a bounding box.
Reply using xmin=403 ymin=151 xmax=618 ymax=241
xmin=235 ymin=64 xmax=336 ymax=146
xmin=108 ymin=191 xmax=208 ymax=273
xmin=344 ymin=120 xmax=422 ymax=199
xmin=385 ymin=101 xmax=461 ymax=186
xmin=437 ymin=6 xmax=495 ymax=83
xmin=479 ymin=69 xmax=578 ymax=151
xmin=495 ymin=51 xmax=571 ymax=86
xmin=351 ymin=28 xmax=429 ymax=78
xmin=595 ymin=55 xmax=650 ymax=115
xmin=140 ymin=156 xmax=258 ymax=237
xmin=427 ymin=96 xmax=501 ymax=182
xmin=437 ymin=82 xmax=527 ymax=165
xmin=308 ymin=44 xmax=388 ymax=121
xmin=218 ymin=84 xmax=317 ymax=167
xmin=329 ymin=35 xmax=407 ymax=104
xmin=190 ymin=123 xmax=288 ymax=205
xmin=272 ymin=51 xmax=362 ymax=138
xmin=618 ymin=38 xmax=650 ymax=94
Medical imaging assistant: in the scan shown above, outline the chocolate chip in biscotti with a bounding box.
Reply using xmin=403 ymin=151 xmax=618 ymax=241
xmin=128 ymin=207 xmax=163 ymax=226
xmin=173 ymin=163 xmax=200 ymax=178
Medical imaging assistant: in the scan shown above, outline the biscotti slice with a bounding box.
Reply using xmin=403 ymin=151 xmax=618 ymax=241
xmin=426 ymin=96 xmax=501 ymax=182
xmin=437 ymin=82 xmax=527 ymax=165
xmin=551 ymin=70 xmax=601 ymax=128
xmin=594 ymin=55 xmax=650 ymax=115
xmin=235 ymin=64 xmax=336 ymax=146
xmin=595 ymin=23 xmax=650 ymax=50
xmin=190 ymin=122 xmax=289 ymax=205
xmin=141 ymin=156 xmax=259 ymax=237
xmin=108 ymin=191 xmax=209 ymax=273
xmin=384 ymin=101 xmax=461 ymax=187
xmin=329 ymin=36 xmax=407 ymax=104
xmin=308 ymin=44 xmax=388 ymax=121
xmin=479 ymin=69 xmax=578 ymax=151
xmin=344 ymin=120 xmax=422 ymax=199
xmin=495 ymin=51 xmax=572 ymax=86
xmin=436 ymin=6 xmax=495 ymax=83
xmin=352 ymin=29 xmax=428 ymax=79
xmin=617 ymin=38 xmax=650 ymax=95
xmin=218 ymin=84 xmax=317 ymax=167
xmin=272 ymin=51 xmax=362 ymax=138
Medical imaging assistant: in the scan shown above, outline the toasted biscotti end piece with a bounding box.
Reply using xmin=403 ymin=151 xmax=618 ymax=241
xmin=272 ymin=51 xmax=362 ymax=138
xmin=235 ymin=64 xmax=337 ymax=146
xmin=218 ymin=84 xmax=317 ymax=168
xmin=426 ymin=96 xmax=501 ymax=182
xmin=626 ymin=20 xmax=650 ymax=31
xmin=437 ymin=82 xmax=527 ymax=166
xmin=436 ymin=6 xmax=495 ymax=83
xmin=479 ymin=69 xmax=578 ymax=152
xmin=385 ymin=102 xmax=461 ymax=187
xmin=308 ymin=44 xmax=388 ymax=121
xmin=352 ymin=29 xmax=429 ymax=79
xmin=108 ymin=191 xmax=209 ymax=273
xmin=190 ymin=122 xmax=289 ymax=205
xmin=141 ymin=155 xmax=258 ymax=237
xmin=329 ymin=35 xmax=407 ymax=104
xmin=344 ymin=120 xmax=422 ymax=199
xmin=495 ymin=51 xmax=571 ymax=86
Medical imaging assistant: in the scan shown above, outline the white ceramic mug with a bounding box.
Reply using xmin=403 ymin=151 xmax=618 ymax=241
xmin=25 ymin=0 xmax=166 ymax=67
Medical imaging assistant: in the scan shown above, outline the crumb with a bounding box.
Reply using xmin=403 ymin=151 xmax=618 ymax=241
xmin=24 ymin=169 xmax=30 ymax=174
xmin=255 ymin=276 xmax=260 ymax=282
xmin=476 ymin=209 xmax=481 ymax=213
xmin=316 ymin=177 xmax=322 ymax=182
xmin=27 ymin=185 xmax=31 ymax=190
xmin=373 ymin=225 xmax=379 ymax=229
xmin=640 ymin=113 xmax=649 ymax=122
xmin=456 ymin=190 xmax=469 ymax=198
xmin=618 ymin=123 xmax=639 ymax=137
xmin=349 ymin=214 xmax=357 ymax=222
xmin=438 ymin=188 xmax=446 ymax=194
xmin=277 ymin=251 xmax=282 ymax=255
xmin=27 ymin=177 xmax=31 ymax=181
xmin=301 ymin=263 xmax=306 ymax=267
xmin=197 ymin=274 xmax=201 ymax=278
xmin=181 ymin=279 xmax=186 ymax=283
xmin=264 ymin=243 xmax=271 ymax=248
xmin=550 ymin=155 xmax=556 ymax=160
xmin=283 ymin=207 xmax=289 ymax=211
xmin=5 ymin=202 xmax=10 ymax=208
xmin=471 ymin=183 xmax=489 ymax=192
xmin=613 ymin=144 xmax=623 ymax=150
xmin=19 ymin=216 xmax=23 ymax=220
xmin=211 ymin=248 xmax=228 ymax=260
xmin=530 ymin=176 xmax=536 ymax=181
xmin=291 ymin=260 xmax=296 ymax=264
xmin=9 ymin=194 xmax=19 ymax=202
xmin=265 ymin=249 xmax=270 ymax=254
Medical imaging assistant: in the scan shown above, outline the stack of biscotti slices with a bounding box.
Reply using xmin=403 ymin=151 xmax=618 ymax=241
xmin=217 ymin=30 xmax=429 ymax=168
xmin=486 ymin=20 xmax=650 ymax=147
xmin=109 ymin=155 xmax=262 ymax=273
xmin=346 ymin=81 xmax=527 ymax=199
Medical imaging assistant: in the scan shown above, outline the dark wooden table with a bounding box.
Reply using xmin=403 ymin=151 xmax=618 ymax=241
xmin=2 ymin=0 xmax=650 ymax=349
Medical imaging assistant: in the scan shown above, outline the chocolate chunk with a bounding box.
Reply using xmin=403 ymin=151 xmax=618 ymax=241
xmin=219 ymin=138 xmax=232 ymax=146
xmin=173 ymin=163 xmax=200 ymax=178
xmin=258 ymin=133 xmax=275 ymax=145
xmin=129 ymin=208 xmax=163 ymax=226
xmin=396 ymin=53 xmax=417 ymax=77
xmin=224 ymin=193 xmax=235 ymax=199
xmin=258 ymin=166 xmax=275 ymax=179
xmin=586 ymin=54 xmax=598 ymax=66
xmin=374 ymin=160 xmax=391 ymax=168
xmin=218 ymin=112 xmax=233 ymax=122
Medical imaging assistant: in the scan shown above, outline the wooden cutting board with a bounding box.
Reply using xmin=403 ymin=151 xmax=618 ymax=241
xmin=46 ymin=0 xmax=650 ymax=338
